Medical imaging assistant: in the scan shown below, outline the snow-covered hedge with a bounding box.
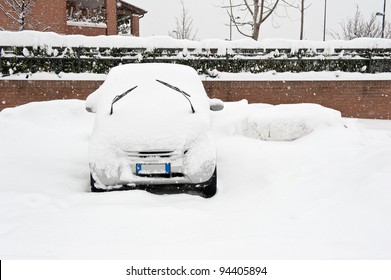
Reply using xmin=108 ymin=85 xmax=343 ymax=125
xmin=1 ymin=31 xmax=391 ymax=75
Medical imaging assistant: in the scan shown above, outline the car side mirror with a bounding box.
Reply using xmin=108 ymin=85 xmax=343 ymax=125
xmin=86 ymin=106 xmax=96 ymax=113
xmin=209 ymin=98 xmax=224 ymax=111
xmin=85 ymin=91 xmax=99 ymax=113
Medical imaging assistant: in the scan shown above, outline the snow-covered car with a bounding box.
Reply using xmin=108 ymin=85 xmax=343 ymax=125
xmin=86 ymin=63 xmax=224 ymax=198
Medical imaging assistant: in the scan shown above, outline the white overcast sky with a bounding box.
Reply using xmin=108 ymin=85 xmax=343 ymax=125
xmin=129 ymin=0 xmax=389 ymax=41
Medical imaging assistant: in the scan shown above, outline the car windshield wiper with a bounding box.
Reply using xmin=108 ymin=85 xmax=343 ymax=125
xmin=110 ymin=85 xmax=138 ymax=115
xmin=156 ymin=79 xmax=195 ymax=113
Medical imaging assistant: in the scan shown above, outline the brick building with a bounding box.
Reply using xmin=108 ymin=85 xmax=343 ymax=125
xmin=0 ymin=0 xmax=147 ymax=36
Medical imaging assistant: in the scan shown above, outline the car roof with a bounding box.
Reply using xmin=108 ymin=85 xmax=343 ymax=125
xmin=99 ymin=63 xmax=205 ymax=98
xmin=87 ymin=63 xmax=209 ymax=115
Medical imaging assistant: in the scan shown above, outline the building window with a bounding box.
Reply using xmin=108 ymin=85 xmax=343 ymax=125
xmin=66 ymin=0 xmax=106 ymax=24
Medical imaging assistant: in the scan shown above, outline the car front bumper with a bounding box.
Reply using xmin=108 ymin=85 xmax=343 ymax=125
xmin=89 ymin=133 xmax=216 ymax=190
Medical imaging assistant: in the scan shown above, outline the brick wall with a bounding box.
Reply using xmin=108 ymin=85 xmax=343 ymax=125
xmin=30 ymin=0 xmax=67 ymax=34
xmin=0 ymin=80 xmax=102 ymax=109
xmin=0 ymin=0 xmax=67 ymax=33
xmin=131 ymin=15 xmax=140 ymax=36
xmin=0 ymin=0 xmax=116 ymax=36
xmin=1 ymin=80 xmax=390 ymax=119
xmin=105 ymin=0 xmax=117 ymax=35
xmin=203 ymin=80 xmax=391 ymax=119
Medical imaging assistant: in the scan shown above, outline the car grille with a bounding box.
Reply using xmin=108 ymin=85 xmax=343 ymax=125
xmin=125 ymin=150 xmax=178 ymax=159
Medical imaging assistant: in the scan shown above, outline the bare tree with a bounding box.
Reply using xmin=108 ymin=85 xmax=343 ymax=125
xmin=282 ymin=0 xmax=311 ymax=40
xmin=169 ymin=0 xmax=198 ymax=40
xmin=221 ymin=0 xmax=284 ymax=40
xmin=0 ymin=0 xmax=36 ymax=31
xmin=331 ymin=6 xmax=391 ymax=39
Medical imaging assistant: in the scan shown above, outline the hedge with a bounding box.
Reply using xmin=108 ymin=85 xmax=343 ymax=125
xmin=1 ymin=45 xmax=390 ymax=76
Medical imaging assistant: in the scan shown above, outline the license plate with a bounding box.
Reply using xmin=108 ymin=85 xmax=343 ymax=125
xmin=136 ymin=163 xmax=171 ymax=175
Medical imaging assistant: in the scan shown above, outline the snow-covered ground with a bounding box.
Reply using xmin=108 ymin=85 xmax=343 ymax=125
xmin=0 ymin=99 xmax=391 ymax=259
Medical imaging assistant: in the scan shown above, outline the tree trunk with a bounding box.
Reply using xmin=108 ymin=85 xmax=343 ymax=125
xmin=253 ymin=23 xmax=260 ymax=40
xmin=252 ymin=0 xmax=264 ymax=41
xmin=300 ymin=0 xmax=304 ymax=40
xmin=20 ymin=1 xmax=26 ymax=31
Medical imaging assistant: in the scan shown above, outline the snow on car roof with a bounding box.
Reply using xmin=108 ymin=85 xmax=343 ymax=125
xmin=91 ymin=63 xmax=209 ymax=115
xmin=100 ymin=63 xmax=204 ymax=97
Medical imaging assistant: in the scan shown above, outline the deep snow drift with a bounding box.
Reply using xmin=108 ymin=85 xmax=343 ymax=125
xmin=0 ymin=100 xmax=391 ymax=259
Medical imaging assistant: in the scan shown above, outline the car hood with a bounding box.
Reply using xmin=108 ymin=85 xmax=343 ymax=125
xmin=90 ymin=88 xmax=211 ymax=152
xmin=91 ymin=113 xmax=210 ymax=153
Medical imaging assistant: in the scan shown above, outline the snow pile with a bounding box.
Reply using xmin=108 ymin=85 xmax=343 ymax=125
xmin=211 ymin=100 xmax=254 ymax=136
xmin=247 ymin=104 xmax=344 ymax=141
xmin=212 ymin=101 xmax=343 ymax=141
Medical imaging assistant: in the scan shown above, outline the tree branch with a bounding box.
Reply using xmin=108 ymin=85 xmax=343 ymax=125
xmin=243 ymin=0 xmax=254 ymax=16
xmin=261 ymin=0 xmax=280 ymax=24
xmin=0 ymin=4 xmax=21 ymax=23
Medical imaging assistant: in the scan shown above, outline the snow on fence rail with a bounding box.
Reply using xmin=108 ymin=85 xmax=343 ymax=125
xmin=0 ymin=31 xmax=391 ymax=76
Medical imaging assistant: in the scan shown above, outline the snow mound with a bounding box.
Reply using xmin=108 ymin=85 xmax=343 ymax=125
xmin=212 ymin=100 xmax=250 ymax=136
xmin=247 ymin=103 xmax=343 ymax=141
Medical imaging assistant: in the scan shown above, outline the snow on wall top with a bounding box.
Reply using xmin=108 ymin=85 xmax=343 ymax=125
xmin=0 ymin=31 xmax=391 ymax=50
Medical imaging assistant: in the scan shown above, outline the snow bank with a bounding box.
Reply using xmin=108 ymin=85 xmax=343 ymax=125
xmin=212 ymin=101 xmax=344 ymax=141
xmin=1 ymin=30 xmax=390 ymax=49
xmin=212 ymin=100 xmax=253 ymax=136
xmin=2 ymin=70 xmax=391 ymax=81
xmin=247 ymin=104 xmax=344 ymax=141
